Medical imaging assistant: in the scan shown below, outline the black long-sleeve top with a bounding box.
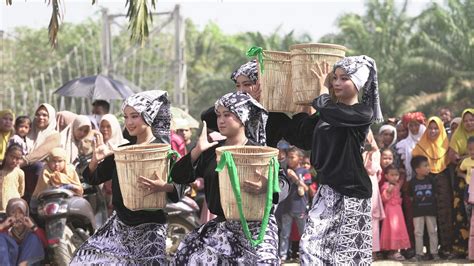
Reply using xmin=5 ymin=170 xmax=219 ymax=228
xmin=82 ymin=142 xmax=183 ymax=226
xmin=200 ymin=107 xmax=291 ymax=148
xmin=286 ymin=94 xmax=374 ymax=199
xmin=170 ymin=140 xmax=290 ymax=219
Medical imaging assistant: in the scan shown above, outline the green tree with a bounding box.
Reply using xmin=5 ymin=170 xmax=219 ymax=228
xmin=319 ymin=0 xmax=414 ymax=117
xmin=401 ymin=0 xmax=474 ymax=115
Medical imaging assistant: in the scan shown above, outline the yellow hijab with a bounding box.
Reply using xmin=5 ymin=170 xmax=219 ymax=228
xmin=412 ymin=116 xmax=449 ymax=173
xmin=0 ymin=109 xmax=15 ymax=161
xmin=449 ymin=108 xmax=474 ymax=156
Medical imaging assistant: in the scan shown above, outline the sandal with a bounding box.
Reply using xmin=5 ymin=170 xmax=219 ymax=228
xmin=388 ymin=252 xmax=406 ymax=261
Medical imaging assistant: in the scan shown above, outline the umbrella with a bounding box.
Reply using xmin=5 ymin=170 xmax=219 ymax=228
xmin=54 ymin=74 xmax=136 ymax=100
xmin=171 ymin=107 xmax=200 ymax=129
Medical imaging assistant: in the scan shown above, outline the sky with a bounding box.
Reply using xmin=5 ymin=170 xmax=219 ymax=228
xmin=1 ymin=0 xmax=442 ymax=40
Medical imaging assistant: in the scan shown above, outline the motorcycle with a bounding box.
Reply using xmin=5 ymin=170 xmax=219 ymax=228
xmin=36 ymin=187 xmax=98 ymax=265
xmin=165 ymin=195 xmax=201 ymax=255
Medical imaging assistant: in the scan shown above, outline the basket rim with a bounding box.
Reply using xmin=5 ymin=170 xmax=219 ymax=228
xmin=113 ymin=143 xmax=170 ymax=153
xmin=289 ymin=43 xmax=347 ymax=51
xmin=263 ymin=50 xmax=290 ymax=56
xmin=215 ymin=145 xmax=279 ymax=156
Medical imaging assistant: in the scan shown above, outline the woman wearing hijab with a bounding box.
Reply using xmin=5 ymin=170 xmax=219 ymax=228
xmin=98 ymin=114 xmax=129 ymax=215
xmin=171 ymin=91 xmax=289 ymax=265
xmin=0 ymin=198 xmax=46 ymax=265
xmin=285 ymin=55 xmax=383 ymax=264
xmin=70 ymin=90 xmax=183 ymax=265
xmin=0 ymin=109 xmax=15 ymax=162
xmin=412 ymin=116 xmax=454 ymax=258
xmin=201 ymin=60 xmax=291 ymax=148
xmin=450 ymin=117 xmax=462 ymax=138
xmin=59 ymin=115 xmax=92 ymax=164
xmin=21 ymin=103 xmax=61 ymax=203
xmin=448 ymin=108 xmax=474 ymax=257
xmin=55 ymin=111 xmax=78 ymax=132
xmin=99 ymin=114 xmax=129 ymax=148
xmin=378 ymin=124 xmax=401 ymax=168
xmin=396 ymin=112 xmax=427 ymax=181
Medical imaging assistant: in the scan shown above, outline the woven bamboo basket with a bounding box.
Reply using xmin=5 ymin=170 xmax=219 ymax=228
xmin=216 ymin=146 xmax=279 ymax=221
xmin=113 ymin=143 xmax=170 ymax=210
xmin=258 ymin=51 xmax=303 ymax=113
xmin=290 ymin=43 xmax=347 ymax=105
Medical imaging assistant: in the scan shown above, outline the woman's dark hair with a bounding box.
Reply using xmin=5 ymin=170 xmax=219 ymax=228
xmin=0 ymin=143 xmax=23 ymax=170
xmin=14 ymin=116 xmax=31 ymax=128
xmin=383 ymin=164 xmax=398 ymax=174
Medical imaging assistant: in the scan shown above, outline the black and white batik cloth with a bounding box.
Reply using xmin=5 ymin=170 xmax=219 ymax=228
xmin=300 ymin=185 xmax=372 ymax=265
xmin=70 ymin=212 xmax=168 ymax=265
xmin=173 ymin=215 xmax=279 ymax=265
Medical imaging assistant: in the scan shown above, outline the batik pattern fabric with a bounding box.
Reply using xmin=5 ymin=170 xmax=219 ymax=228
xmin=173 ymin=215 xmax=279 ymax=265
xmin=70 ymin=212 xmax=168 ymax=265
xmin=230 ymin=60 xmax=258 ymax=84
xmin=215 ymin=91 xmax=268 ymax=145
xmin=300 ymin=185 xmax=372 ymax=265
xmin=331 ymin=55 xmax=383 ymax=123
xmin=121 ymin=90 xmax=171 ymax=143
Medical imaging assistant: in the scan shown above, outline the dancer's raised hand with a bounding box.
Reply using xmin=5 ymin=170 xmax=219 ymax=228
xmin=191 ymin=121 xmax=218 ymax=163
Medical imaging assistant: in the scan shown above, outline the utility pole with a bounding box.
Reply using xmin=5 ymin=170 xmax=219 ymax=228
xmin=101 ymin=9 xmax=112 ymax=76
xmin=173 ymin=5 xmax=187 ymax=110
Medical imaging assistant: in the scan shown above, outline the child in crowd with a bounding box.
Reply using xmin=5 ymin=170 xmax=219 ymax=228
xmin=278 ymin=146 xmax=310 ymax=261
xmin=409 ymin=155 xmax=439 ymax=261
xmin=0 ymin=198 xmax=46 ymax=265
xmin=302 ymin=154 xmax=317 ymax=199
xmin=0 ymin=144 xmax=25 ymax=214
xmin=32 ymin=147 xmax=83 ymax=198
xmin=378 ymin=148 xmax=395 ymax=188
xmin=380 ymin=164 xmax=411 ymax=260
xmin=8 ymin=116 xmax=32 ymax=156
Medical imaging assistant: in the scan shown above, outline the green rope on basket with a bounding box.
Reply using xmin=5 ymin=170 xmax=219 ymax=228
xmin=167 ymin=150 xmax=181 ymax=183
xmin=216 ymin=151 xmax=280 ymax=247
xmin=246 ymin=46 xmax=265 ymax=74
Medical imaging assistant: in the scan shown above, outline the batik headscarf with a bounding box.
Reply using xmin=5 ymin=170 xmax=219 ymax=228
xmin=329 ymin=55 xmax=383 ymax=123
xmin=378 ymin=124 xmax=397 ymax=148
xmin=450 ymin=108 xmax=474 ymax=156
xmin=230 ymin=60 xmax=258 ymax=84
xmin=122 ymin=90 xmax=171 ymax=144
xmin=214 ymin=91 xmax=268 ymax=145
xmin=412 ymin=117 xmax=449 ymax=174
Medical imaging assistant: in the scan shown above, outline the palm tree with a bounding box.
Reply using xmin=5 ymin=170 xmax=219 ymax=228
xmin=319 ymin=0 xmax=414 ymax=116
xmin=6 ymin=0 xmax=156 ymax=47
xmin=400 ymin=0 xmax=474 ymax=115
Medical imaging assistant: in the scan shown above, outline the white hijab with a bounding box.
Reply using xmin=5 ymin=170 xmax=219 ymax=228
xmin=28 ymin=103 xmax=58 ymax=152
xmin=378 ymin=124 xmax=397 ymax=148
xmin=99 ymin=114 xmax=129 ymax=148
xmin=395 ymin=124 xmax=426 ymax=181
